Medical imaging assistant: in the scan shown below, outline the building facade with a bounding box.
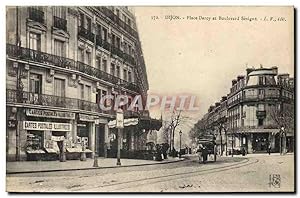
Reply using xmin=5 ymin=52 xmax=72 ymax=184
xmin=6 ymin=6 xmax=160 ymax=161
xmin=196 ymin=66 xmax=294 ymax=154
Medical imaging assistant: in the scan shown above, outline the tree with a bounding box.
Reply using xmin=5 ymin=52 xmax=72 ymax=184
xmin=270 ymin=101 xmax=294 ymax=153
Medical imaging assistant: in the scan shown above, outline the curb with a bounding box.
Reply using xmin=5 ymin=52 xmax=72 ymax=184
xmin=7 ymin=158 xmax=185 ymax=175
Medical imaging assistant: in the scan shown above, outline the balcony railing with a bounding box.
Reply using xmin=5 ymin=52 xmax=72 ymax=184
xmin=7 ymin=44 xmax=140 ymax=93
xmin=6 ymin=89 xmax=107 ymax=114
xmin=53 ymin=16 xmax=67 ymax=31
xmin=28 ymin=7 xmax=44 ymax=24
xmin=95 ymin=7 xmax=138 ymax=38
xmin=78 ymin=26 xmax=95 ymax=43
xmin=95 ymin=35 xmax=136 ymax=65
xmin=96 ymin=35 xmax=110 ymax=51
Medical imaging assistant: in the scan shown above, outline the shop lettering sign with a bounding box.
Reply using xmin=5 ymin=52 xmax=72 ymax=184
xmin=26 ymin=109 xmax=75 ymax=119
xmin=23 ymin=121 xmax=72 ymax=131
xmin=79 ymin=114 xmax=97 ymax=122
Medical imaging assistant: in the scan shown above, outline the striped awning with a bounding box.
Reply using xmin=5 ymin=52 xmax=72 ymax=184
xmin=108 ymin=118 xmax=139 ymax=128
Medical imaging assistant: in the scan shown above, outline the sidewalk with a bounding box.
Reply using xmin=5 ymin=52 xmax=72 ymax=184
xmin=6 ymin=157 xmax=184 ymax=174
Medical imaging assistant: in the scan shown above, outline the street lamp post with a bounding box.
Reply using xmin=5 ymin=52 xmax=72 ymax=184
xmin=280 ymin=127 xmax=285 ymax=155
xmin=179 ymin=130 xmax=182 ymax=158
xmin=116 ymin=108 xmax=124 ymax=165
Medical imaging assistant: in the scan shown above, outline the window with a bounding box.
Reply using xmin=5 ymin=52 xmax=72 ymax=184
xmin=116 ymin=37 xmax=121 ymax=49
xmin=53 ymin=7 xmax=66 ymax=19
xmin=79 ymin=13 xmax=84 ymax=27
xmin=102 ymin=28 xmax=107 ymax=41
xmin=102 ymin=59 xmax=107 ymax=72
xmin=86 ymin=17 xmax=92 ymax=31
xmin=258 ymin=119 xmax=264 ymax=126
xmin=258 ymin=104 xmax=265 ymax=111
xmin=123 ymin=69 xmax=127 ymax=81
xmin=96 ymin=57 xmax=101 ymax=70
xmin=86 ymin=51 xmax=92 ymax=65
xmin=116 ymin=9 xmax=120 ymax=17
xmin=259 ymin=89 xmax=265 ymax=96
xmin=128 ymin=71 xmax=132 ymax=82
xmin=54 ymin=78 xmax=65 ymax=97
xmin=85 ymin=85 xmax=91 ymax=101
xmin=80 ymin=84 xmax=84 ymax=99
xmin=110 ymin=63 xmax=115 ymax=76
xmin=54 ymin=39 xmax=65 ymax=57
xmin=29 ymin=73 xmax=42 ymax=94
xmin=258 ymin=76 xmax=264 ymax=85
xmin=78 ymin=48 xmax=84 ymax=62
xmin=116 ymin=66 xmax=120 ymax=78
xmin=29 ymin=32 xmax=41 ymax=51
xmin=112 ymin=34 xmax=116 ymax=46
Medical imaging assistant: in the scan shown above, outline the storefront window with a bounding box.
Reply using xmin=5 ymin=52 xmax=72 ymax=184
xmin=26 ymin=131 xmax=43 ymax=151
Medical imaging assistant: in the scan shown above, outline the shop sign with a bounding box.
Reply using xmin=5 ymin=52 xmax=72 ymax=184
xmin=79 ymin=114 xmax=97 ymax=122
xmin=51 ymin=136 xmax=65 ymax=141
xmin=7 ymin=120 xmax=17 ymax=128
xmin=116 ymin=109 xmax=124 ymax=128
xmin=23 ymin=121 xmax=72 ymax=131
xmin=26 ymin=109 xmax=75 ymax=119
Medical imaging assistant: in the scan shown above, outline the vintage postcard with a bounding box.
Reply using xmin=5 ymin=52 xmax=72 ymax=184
xmin=5 ymin=6 xmax=295 ymax=192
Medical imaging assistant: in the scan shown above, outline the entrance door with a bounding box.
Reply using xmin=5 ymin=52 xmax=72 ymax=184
xmin=252 ymin=133 xmax=269 ymax=152
xmin=96 ymin=124 xmax=105 ymax=157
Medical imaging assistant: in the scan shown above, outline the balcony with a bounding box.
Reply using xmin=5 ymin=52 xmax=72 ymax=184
xmin=6 ymin=89 xmax=107 ymax=114
xmin=95 ymin=35 xmax=136 ymax=65
xmin=96 ymin=35 xmax=110 ymax=51
xmin=28 ymin=7 xmax=44 ymax=24
xmin=78 ymin=26 xmax=95 ymax=43
xmin=6 ymin=44 xmax=140 ymax=93
xmin=243 ymin=94 xmax=280 ymax=102
xmin=111 ymin=46 xmax=124 ymax=58
xmin=95 ymin=7 xmax=138 ymax=38
xmin=53 ymin=16 xmax=67 ymax=31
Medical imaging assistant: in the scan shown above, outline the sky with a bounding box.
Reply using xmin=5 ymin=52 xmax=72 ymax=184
xmin=133 ymin=6 xmax=294 ymax=147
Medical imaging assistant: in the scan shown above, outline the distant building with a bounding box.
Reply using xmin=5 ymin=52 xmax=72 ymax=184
xmin=196 ymin=66 xmax=294 ymax=154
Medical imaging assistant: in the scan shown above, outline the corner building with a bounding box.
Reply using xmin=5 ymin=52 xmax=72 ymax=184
xmin=6 ymin=6 xmax=160 ymax=161
xmin=197 ymin=66 xmax=294 ymax=154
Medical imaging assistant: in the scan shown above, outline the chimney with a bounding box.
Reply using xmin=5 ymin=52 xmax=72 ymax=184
xmin=232 ymin=79 xmax=237 ymax=86
xmin=221 ymin=96 xmax=227 ymax=102
xmin=246 ymin=68 xmax=255 ymax=75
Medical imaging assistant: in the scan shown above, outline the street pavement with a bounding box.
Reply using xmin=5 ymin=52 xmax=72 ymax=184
xmin=7 ymin=157 xmax=182 ymax=174
xmin=6 ymin=153 xmax=294 ymax=192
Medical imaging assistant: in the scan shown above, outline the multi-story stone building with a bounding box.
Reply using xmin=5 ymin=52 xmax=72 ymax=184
xmin=196 ymin=66 xmax=294 ymax=154
xmin=6 ymin=6 xmax=161 ymax=161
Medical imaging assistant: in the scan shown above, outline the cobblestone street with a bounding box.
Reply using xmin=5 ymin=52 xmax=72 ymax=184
xmin=6 ymin=153 xmax=294 ymax=192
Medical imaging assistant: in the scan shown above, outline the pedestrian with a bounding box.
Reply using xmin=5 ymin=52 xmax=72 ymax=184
xmin=268 ymin=144 xmax=271 ymax=155
xmin=202 ymin=146 xmax=208 ymax=164
xmin=197 ymin=144 xmax=203 ymax=164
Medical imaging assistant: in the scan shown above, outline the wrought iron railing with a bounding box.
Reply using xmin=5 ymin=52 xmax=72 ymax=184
xmin=95 ymin=7 xmax=138 ymax=38
xmin=6 ymin=89 xmax=107 ymax=113
xmin=28 ymin=7 xmax=44 ymax=24
xmin=78 ymin=26 xmax=95 ymax=43
xmin=53 ymin=16 xmax=67 ymax=31
xmin=7 ymin=44 xmax=140 ymax=93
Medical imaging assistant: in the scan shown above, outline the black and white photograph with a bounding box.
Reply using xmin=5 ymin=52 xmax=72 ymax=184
xmin=5 ymin=5 xmax=295 ymax=193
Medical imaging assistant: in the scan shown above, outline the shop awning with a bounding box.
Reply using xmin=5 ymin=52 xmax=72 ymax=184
xmin=66 ymin=147 xmax=82 ymax=153
xmin=44 ymin=148 xmax=58 ymax=153
xmin=108 ymin=118 xmax=139 ymax=128
xmin=26 ymin=150 xmax=45 ymax=154
xmin=108 ymin=117 xmax=162 ymax=131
